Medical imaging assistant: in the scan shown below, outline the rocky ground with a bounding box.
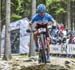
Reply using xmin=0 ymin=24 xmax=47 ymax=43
xmin=0 ymin=55 xmax=75 ymax=70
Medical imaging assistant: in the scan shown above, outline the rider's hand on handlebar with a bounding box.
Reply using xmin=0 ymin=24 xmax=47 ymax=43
xmin=52 ymin=26 xmax=56 ymax=29
xmin=26 ymin=29 xmax=31 ymax=33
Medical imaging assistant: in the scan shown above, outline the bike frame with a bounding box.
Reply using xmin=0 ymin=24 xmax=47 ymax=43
xmin=37 ymin=30 xmax=48 ymax=63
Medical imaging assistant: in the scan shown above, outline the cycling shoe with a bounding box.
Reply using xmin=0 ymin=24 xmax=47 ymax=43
xmin=46 ymin=54 xmax=51 ymax=63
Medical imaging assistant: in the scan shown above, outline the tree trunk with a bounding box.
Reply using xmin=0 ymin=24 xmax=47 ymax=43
xmin=43 ymin=0 xmax=46 ymax=5
xmin=0 ymin=0 xmax=1 ymax=57
xmin=29 ymin=0 xmax=36 ymax=57
xmin=3 ymin=0 xmax=12 ymax=60
xmin=32 ymin=0 xmax=36 ymax=16
xmin=67 ymin=0 xmax=71 ymax=30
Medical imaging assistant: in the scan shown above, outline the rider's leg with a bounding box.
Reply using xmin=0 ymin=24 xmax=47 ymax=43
xmin=46 ymin=37 xmax=50 ymax=54
xmin=33 ymin=32 xmax=39 ymax=51
xmin=45 ymin=31 xmax=51 ymax=62
xmin=46 ymin=37 xmax=50 ymax=62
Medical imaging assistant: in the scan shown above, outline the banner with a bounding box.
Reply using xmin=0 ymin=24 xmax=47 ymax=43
xmin=68 ymin=44 xmax=75 ymax=54
xmin=50 ymin=44 xmax=75 ymax=55
xmin=60 ymin=44 xmax=67 ymax=54
xmin=1 ymin=18 xmax=30 ymax=54
xmin=50 ymin=45 xmax=61 ymax=54
xmin=19 ymin=18 xmax=30 ymax=54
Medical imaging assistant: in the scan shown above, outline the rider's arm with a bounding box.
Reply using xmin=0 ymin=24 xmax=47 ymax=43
xmin=27 ymin=21 xmax=31 ymax=29
xmin=52 ymin=19 xmax=57 ymax=26
xmin=48 ymin=14 xmax=57 ymax=27
xmin=27 ymin=15 xmax=36 ymax=29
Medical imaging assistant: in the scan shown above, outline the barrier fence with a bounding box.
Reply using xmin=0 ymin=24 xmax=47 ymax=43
xmin=50 ymin=44 xmax=75 ymax=55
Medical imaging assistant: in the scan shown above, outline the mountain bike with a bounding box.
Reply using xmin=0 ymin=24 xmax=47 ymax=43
xmin=27 ymin=23 xmax=50 ymax=63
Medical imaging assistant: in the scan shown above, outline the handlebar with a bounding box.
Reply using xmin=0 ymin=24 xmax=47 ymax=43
xmin=26 ymin=29 xmax=36 ymax=33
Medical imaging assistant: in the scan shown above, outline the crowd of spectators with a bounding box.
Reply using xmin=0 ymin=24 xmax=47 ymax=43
xmin=50 ymin=24 xmax=75 ymax=45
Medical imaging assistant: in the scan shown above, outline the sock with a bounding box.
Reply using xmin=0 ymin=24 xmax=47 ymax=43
xmin=35 ymin=42 xmax=39 ymax=50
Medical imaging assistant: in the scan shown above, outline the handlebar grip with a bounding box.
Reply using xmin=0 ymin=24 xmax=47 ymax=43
xmin=52 ymin=26 xmax=56 ymax=29
xmin=26 ymin=29 xmax=31 ymax=33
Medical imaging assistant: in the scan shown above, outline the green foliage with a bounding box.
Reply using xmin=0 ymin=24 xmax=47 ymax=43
xmin=11 ymin=14 xmax=22 ymax=21
xmin=1 ymin=0 xmax=74 ymax=23
xmin=46 ymin=0 xmax=66 ymax=14
xmin=11 ymin=0 xmax=24 ymax=21
xmin=55 ymin=8 xmax=66 ymax=15
xmin=46 ymin=0 xmax=67 ymax=22
xmin=11 ymin=0 xmax=31 ymax=21
xmin=16 ymin=0 xmax=24 ymax=15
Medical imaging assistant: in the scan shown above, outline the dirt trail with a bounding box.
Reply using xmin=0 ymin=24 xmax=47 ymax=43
xmin=0 ymin=56 xmax=75 ymax=70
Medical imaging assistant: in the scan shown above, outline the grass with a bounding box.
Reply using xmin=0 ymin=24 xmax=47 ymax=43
xmin=18 ymin=54 xmax=28 ymax=58
xmin=8 ymin=54 xmax=29 ymax=60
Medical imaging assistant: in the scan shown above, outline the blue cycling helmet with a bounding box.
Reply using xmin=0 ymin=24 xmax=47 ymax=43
xmin=37 ymin=4 xmax=46 ymax=13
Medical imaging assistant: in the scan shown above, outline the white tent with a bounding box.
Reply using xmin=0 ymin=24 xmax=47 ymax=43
xmin=1 ymin=18 xmax=30 ymax=54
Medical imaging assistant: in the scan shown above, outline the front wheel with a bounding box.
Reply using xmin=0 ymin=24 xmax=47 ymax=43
xmin=38 ymin=34 xmax=47 ymax=63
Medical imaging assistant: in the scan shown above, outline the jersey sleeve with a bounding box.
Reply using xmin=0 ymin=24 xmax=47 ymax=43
xmin=48 ymin=14 xmax=54 ymax=22
xmin=31 ymin=14 xmax=37 ymax=24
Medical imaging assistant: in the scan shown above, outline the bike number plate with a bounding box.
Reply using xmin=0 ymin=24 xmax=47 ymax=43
xmin=38 ymin=28 xmax=46 ymax=33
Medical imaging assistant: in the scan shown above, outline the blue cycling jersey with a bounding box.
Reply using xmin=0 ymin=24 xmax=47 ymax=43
xmin=31 ymin=13 xmax=54 ymax=24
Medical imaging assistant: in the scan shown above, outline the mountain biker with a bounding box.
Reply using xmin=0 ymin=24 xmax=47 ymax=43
xmin=28 ymin=4 xmax=57 ymax=63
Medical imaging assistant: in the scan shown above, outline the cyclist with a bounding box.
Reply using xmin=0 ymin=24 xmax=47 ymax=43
xmin=29 ymin=4 xmax=57 ymax=63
